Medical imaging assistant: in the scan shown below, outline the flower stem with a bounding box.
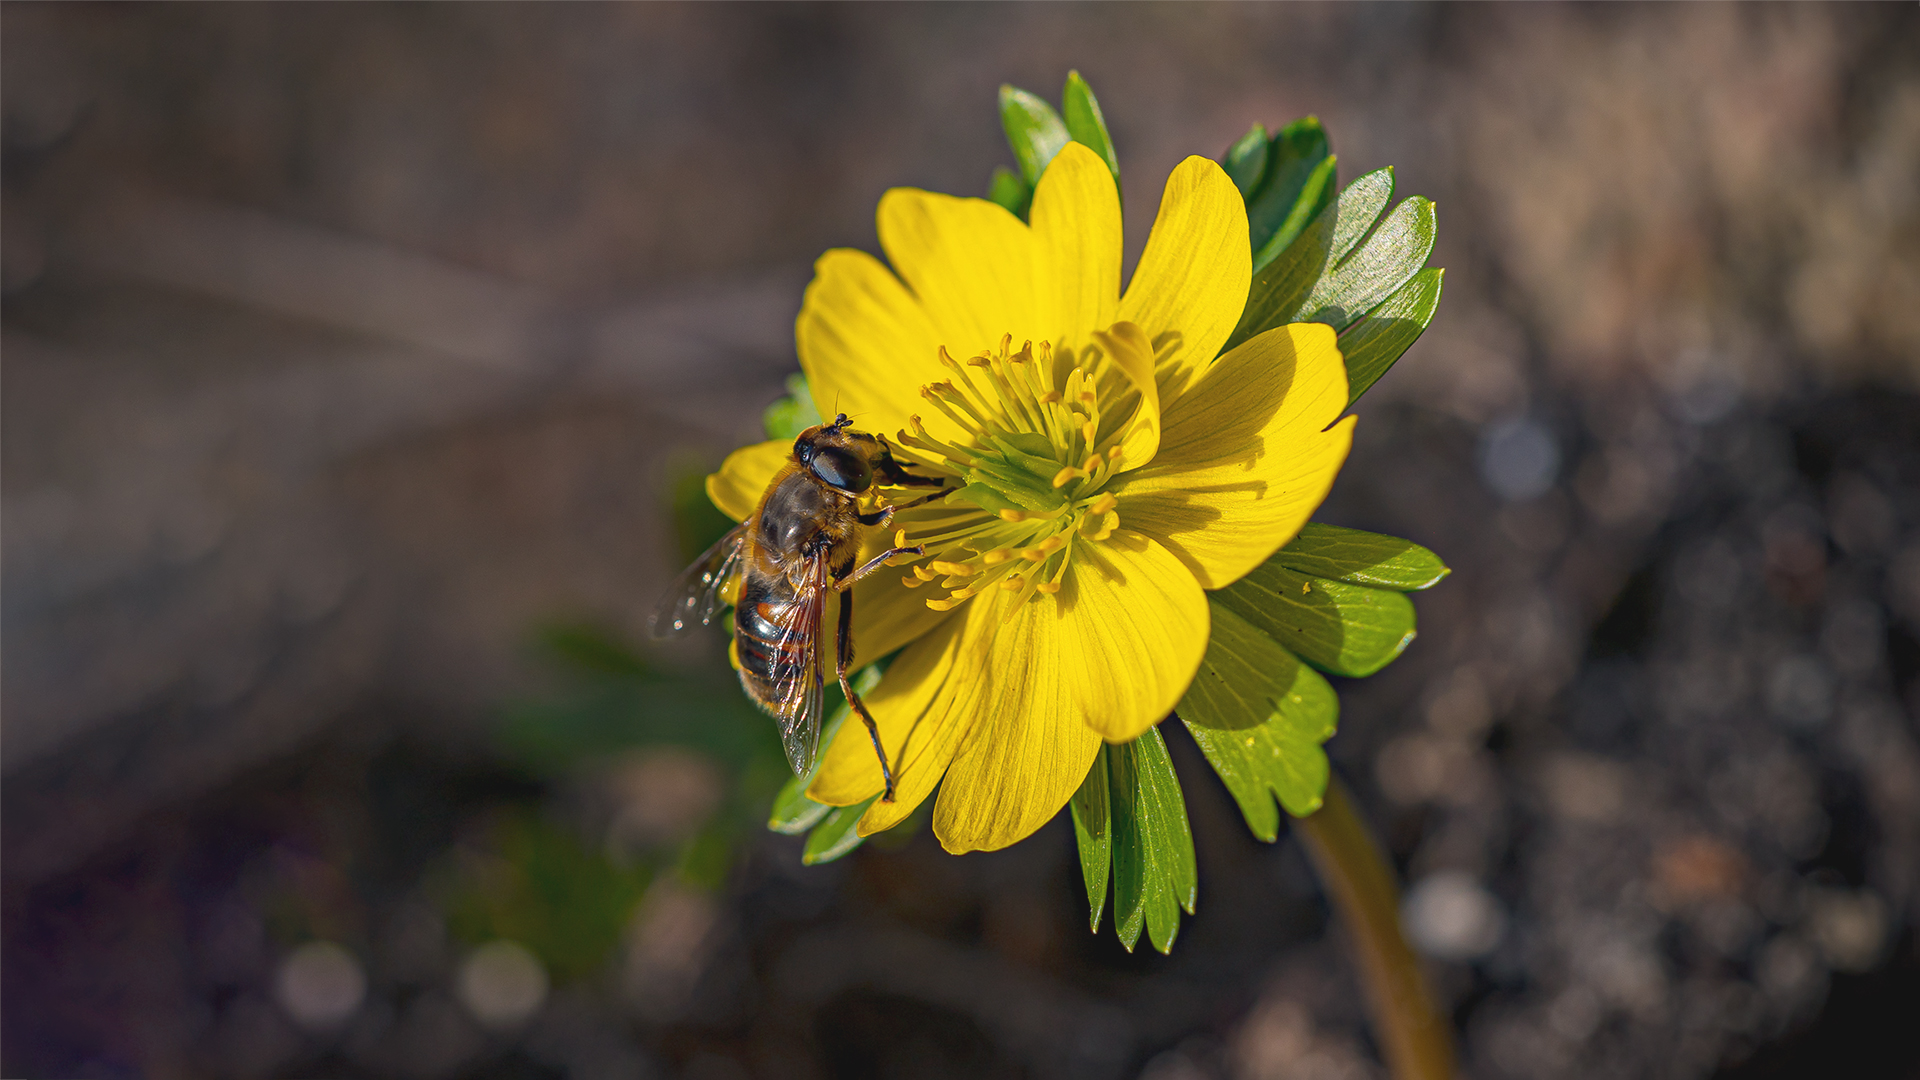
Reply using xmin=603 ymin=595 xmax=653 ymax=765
xmin=1295 ymin=775 xmax=1455 ymax=1080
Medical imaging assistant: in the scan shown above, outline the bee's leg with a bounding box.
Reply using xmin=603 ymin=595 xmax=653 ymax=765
xmin=856 ymin=505 xmax=894 ymax=528
xmin=890 ymin=489 xmax=951 ymax=511
xmin=874 ymin=451 xmax=947 ymax=488
xmin=836 ymin=590 xmax=896 ymax=803
xmin=842 ymin=545 xmax=927 ymax=587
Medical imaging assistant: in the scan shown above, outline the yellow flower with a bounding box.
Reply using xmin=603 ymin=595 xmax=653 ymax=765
xmin=706 ymin=142 xmax=1354 ymax=854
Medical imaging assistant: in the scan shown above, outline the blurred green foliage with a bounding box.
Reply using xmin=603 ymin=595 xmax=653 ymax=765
xmin=442 ymin=809 xmax=651 ymax=984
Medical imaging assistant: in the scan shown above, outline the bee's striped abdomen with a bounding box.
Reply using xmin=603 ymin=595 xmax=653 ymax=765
xmin=734 ymin=571 xmax=810 ymax=707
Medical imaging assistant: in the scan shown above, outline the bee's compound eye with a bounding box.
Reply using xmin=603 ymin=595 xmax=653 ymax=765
xmin=808 ymin=446 xmax=872 ymax=493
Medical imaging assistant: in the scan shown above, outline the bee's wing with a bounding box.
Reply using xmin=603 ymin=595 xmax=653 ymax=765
xmin=648 ymin=523 xmax=748 ymax=637
xmin=766 ymin=551 xmax=831 ymax=778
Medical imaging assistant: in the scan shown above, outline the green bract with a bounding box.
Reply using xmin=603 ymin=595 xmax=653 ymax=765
xmin=754 ymin=75 xmax=1448 ymax=957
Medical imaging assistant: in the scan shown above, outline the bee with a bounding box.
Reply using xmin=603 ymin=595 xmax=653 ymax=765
xmin=651 ymin=414 xmax=943 ymax=802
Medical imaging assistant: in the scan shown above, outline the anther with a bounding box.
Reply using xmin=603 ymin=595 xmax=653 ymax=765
xmin=982 ymin=548 xmax=1015 ymax=565
xmin=931 ymin=560 xmax=976 ymax=577
xmin=1088 ymin=493 xmax=1118 ymax=515
xmin=1001 ymin=575 xmax=1025 ymax=591
xmin=1021 ymin=536 xmax=1065 ymax=561
xmin=1036 ymin=581 xmax=1062 ymax=594
xmin=1051 ymin=466 xmax=1082 ymax=488
xmin=999 ymin=509 xmax=1027 ymax=522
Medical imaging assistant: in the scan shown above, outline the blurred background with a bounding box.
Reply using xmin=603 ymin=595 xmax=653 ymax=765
xmin=5 ymin=4 xmax=1919 ymax=1078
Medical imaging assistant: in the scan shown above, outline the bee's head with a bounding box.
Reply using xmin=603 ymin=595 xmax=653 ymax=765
xmin=794 ymin=414 xmax=874 ymax=494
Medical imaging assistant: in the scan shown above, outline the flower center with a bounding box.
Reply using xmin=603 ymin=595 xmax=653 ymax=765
xmin=886 ymin=332 xmax=1146 ymax=615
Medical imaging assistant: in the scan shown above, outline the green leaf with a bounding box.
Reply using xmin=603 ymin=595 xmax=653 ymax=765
xmin=769 ymin=665 xmax=882 ymax=834
xmin=1247 ymin=117 xmax=1335 ymax=274
xmin=1325 ymin=167 xmax=1395 ymax=265
xmin=1214 ymin=561 xmax=1417 ymax=678
xmin=1069 ymin=746 xmax=1112 ymax=932
xmin=763 ymin=373 xmax=821 ymax=441
xmin=1252 ymin=155 xmax=1337 ymax=275
xmin=1223 ymin=124 xmax=1269 ymax=199
xmin=999 ymin=85 xmax=1071 ymax=189
xmin=1336 ymin=267 xmax=1443 ymax=404
xmin=768 ymin=777 xmax=833 ymax=836
xmin=1108 ymin=727 xmax=1197 ymax=954
xmin=1180 ymin=603 xmax=1339 ymax=836
xmin=1061 ymin=71 xmax=1121 ymax=199
xmin=802 ymin=795 xmax=878 ymax=865
xmin=987 ymin=165 xmax=1030 ymax=218
xmin=1222 ymin=167 xmax=1398 ymax=354
xmin=1297 ymin=193 xmax=1436 ymax=332
xmin=1274 ymin=523 xmax=1450 ymax=591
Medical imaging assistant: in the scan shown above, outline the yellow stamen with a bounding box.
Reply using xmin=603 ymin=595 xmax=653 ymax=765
xmin=1000 ymin=575 xmax=1024 ymax=591
xmin=999 ymin=509 xmax=1027 ymax=522
xmin=1088 ymin=492 xmax=1118 ymax=515
xmin=902 ymin=574 xmax=925 ymax=588
xmin=1021 ymin=535 xmax=1066 ymax=561
xmin=1079 ymin=510 xmax=1118 ymax=542
xmin=931 ymin=560 xmax=976 ymax=577
xmin=1051 ymin=466 xmax=1082 ymax=488
xmin=1036 ymin=581 xmax=1062 ymax=594
xmin=981 ymin=548 xmax=1016 ymax=565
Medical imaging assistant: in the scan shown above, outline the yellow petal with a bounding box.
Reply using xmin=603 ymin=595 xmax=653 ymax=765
xmin=706 ymin=439 xmax=790 ymax=523
xmin=933 ymin=530 xmax=1208 ymax=853
xmin=876 ymin=187 xmax=1044 ymax=367
xmin=1115 ymin=156 xmax=1250 ymax=408
xmin=805 ymin=606 xmax=977 ymax=832
xmin=845 ymin=532 xmax=957 ymax=665
xmin=1110 ymin=323 xmax=1354 ymax=589
xmin=1089 ymin=320 xmax=1160 ymax=472
xmin=1029 ymin=142 xmax=1121 ymax=354
xmin=796 ymin=248 xmax=945 ymax=441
